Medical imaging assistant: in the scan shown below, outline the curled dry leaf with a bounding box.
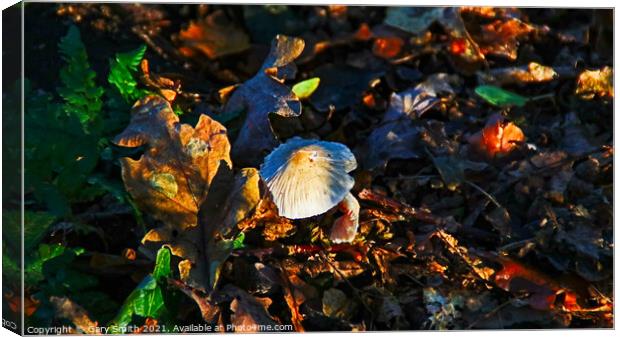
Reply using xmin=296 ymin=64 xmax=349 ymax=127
xmin=223 ymin=35 xmax=305 ymax=166
xmin=575 ymin=66 xmax=613 ymax=100
xmin=477 ymin=62 xmax=558 ymax=86
xmin=177 ymin=9 xmax=250 ymax=59
xmin=468 ymin=113 xmax=525 ymax=159
xmin=363 ymin=74 xmax=458 ymax=170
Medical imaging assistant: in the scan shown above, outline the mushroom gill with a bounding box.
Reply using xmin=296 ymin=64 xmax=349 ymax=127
xmin=259 ymin=137 xmax=357 ymax=220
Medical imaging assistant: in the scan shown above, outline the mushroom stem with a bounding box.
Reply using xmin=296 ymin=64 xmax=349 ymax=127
xmin=329 ymin=192 xmax=360 ymax=243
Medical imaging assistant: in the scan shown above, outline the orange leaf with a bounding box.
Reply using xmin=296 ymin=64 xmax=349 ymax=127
xmin=476 ymin=18 xmax=538 ymax=60
xmin=470 ymin=114 xmax=525 ymax=158
xmin=372 ymin=37 xmax=404 ymax=59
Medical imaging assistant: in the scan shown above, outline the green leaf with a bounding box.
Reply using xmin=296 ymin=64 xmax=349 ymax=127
xmin=232 ymin=232 xmax=245 ymax=249
xmin=58 ymin=25 xmax=104 ymax=130
xmin=475 ymin=85 xmax=527 ymax=107
xmin=108 ymin=45 xmax=148 ymax=103
xmin=110 ymin=248 xmax=172 ymax=328
xmin=152 ymin=247 xmax=171 ymax=281
xmin=292 ymin=77 xmax=320 ymax=99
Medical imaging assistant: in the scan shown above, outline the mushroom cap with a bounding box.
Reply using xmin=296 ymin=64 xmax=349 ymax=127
xmin=259 ymin=137 xmax=357 ymax=219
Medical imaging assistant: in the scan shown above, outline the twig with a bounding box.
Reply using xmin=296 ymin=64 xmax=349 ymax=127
xmin=464 ymin=180 xmax=503 ymax=209
xmin=498 ymin=238 xmax=535 ymax=253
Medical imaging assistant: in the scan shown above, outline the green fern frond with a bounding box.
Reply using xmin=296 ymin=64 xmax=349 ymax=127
xmin=108 ymin=44 xmax=149 ymax=103
xmin=57 ymin=25 xmax=104 ymax=131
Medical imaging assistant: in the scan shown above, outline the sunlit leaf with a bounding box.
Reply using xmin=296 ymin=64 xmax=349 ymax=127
xmin=292 ymin=77 xmax=320 ymax=99
xmin=575 ymin=66 xmax=613 ymax=100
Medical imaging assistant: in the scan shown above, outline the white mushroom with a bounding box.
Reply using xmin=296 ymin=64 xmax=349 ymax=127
xmin=259 ymin=137 xmax=360 ymax=243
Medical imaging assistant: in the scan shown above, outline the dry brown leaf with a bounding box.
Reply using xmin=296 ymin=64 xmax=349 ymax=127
xmin=223 ymin=35 xmax=304 ymax=166
xmin=478 ymin=62 xmax=558 ymax=86
xmin=575 ymin=66 xmax=613 ymax=99
xmin=177 ymin=9 xmax=250 ymax=59
xmin=114 ymin=95 xmax=233 ymax=289
xmin=114 ymin=95 xmax=231 ymax=231
xmin=475 ymin=18 xmax=540 ymax=60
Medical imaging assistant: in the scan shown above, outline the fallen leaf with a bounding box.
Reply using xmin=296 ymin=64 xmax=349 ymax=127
xmin=468 ymin=113 xmax=525 ymax=158
xmin=292 ymin=77 xmax=320 ymax=99
xmin=177 ymin=9 xmax=250 ymax=59
xmin=575 ymin=66 xmax=613 ymax=99
xmin=362 ymin=286 xmax=407 ymax=328
xmin=223 ymin=35 xmax=304 ymax=166
xmin=114 ymin=95 xmax=231 ymax=231
xmin=363 ymin=74 xmax=458 ymax=170
xmin=114 ymin=96 xmax=233 ymax=289
xmin=430 ymin=154 xmax=488 ymax=191
xmin=477 ymin=62 xmax=558 ymax=86
xmin=475 ymin=18 xmax=541 ymax=61
xmin=383 ymin=7 xmax=446 ymax=36
xmin=475 ymin=85 xmax=527 ymax=107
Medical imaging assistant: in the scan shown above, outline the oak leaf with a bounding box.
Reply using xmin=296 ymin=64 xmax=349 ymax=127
xmin=223 ymin=35 xmax=305 ymax=166
xmin=114 ymin=95 xmax=232 ymax=231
